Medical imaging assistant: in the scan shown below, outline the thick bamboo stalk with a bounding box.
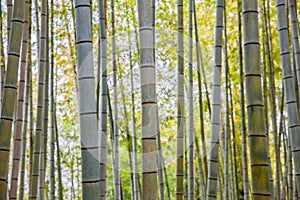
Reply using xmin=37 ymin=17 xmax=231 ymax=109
xmin=137 ymin=0 xmax=158 ymax=199
xmin=242 ymin=0 xmax=271 ymax=199
xmin=74 ymin=0 xmax=100 ymax=198
xmin=206 ymin=0 xmax=224 ymax=199
xmin=0 ymin=0 xmax=25 ymax=198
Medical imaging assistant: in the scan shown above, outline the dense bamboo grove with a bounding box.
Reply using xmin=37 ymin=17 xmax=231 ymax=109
xmin=2 ymin=0 xmax=300 ymax=199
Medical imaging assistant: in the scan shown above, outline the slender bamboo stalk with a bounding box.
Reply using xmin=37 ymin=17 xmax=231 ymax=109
xmin=0 ymin=0 xmax=5 ymax=112
xmin=176 ymin=0 xmax=185 ymax=199
xmin=195 ymin=135 xmax=205 ymax=199
xmin=237 ymin=0 xmax=249 ymax=198
xmin=18 ymin=3 xmax=31 ymax=198
xmin=188 ymin=0 xmax=194 ymax=199
xmin=9 ymin=0 xmax=30 ymax=198
xmin=224 ymin=4 xmax=230 ymax=198
xmin=120 ymin=74 xmax=135 ymax=200
xmin=193 ymin=0 xmax=207 ymax=182
xmin=128 ymin=26 xmax=141 ymax=200
xmin=0 ymin=0 xmax=25 ymax=198
xmin=6 ymin=0 xmax=13 ymax=47
xmin=111 ymin=0 xmax=120 ymax=198
xmin=29 ymin=0 xmax=48 ymax=197
xmin=98 ymin=0 xmax=108 ymax=197
xmin=49 ymin=0 xmax=55 ymax=198
xmin=74 ymin=0 xmax=100 ymax=198
xmin=262 ymin=26 xmax=274 ymax=200
xmin=54 ymin=102 xmax=63 ymax=200
xmin=206 ymin=0 xmax=224 ymax=199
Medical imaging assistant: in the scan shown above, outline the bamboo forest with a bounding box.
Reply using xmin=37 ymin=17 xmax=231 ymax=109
xmin=3 ymin=0 xmax=300 ymax=199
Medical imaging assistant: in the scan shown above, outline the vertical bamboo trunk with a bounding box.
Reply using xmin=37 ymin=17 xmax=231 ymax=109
xmin=195 ymin=135 xmax=206 ymax=199
xmin=276 ymin=0 xmax=300 ymax=196
xmin=176 ymin=0 xmax=184 ymax=199
xmin=29 ymin=0 xmax=47 ymax=198
xmin=54 ymin=103 xmax=64 ymax=200
xmin=74 ymin=0 xmax=100 ymax=198
xmin=29 ymin=46 xmax=34 ymax=194
xmin=49 ymin=0 xmax=55 ymax=197
xmin=224 ymin=4 xmax=230 ymax=198
xmin=111 ymin=0 xmax=120 ymax=198
xmin=288 ymin=0 xmax=300 ymax=108
xmin=261 ymin=0 xmax=280 ymax=197
xmin=34 ymin=0 xmax=39 ymax=58
xmin=262 ymin=29 xmax=274 ymax=199
xmin=0 ymin=0 xmax=5 ymax=112
xmin=18 ymin=3 xmax=31 ymax=198
xmin=188 ymin=0 xmax=194 ymax=199
xmin=228 ymin=79 xmax=240 ymax=200
xmin=0 ymin=0 xmax=25 ymax=198
xmin=98 ymin=0 xmax=108 ymax=197
xmin=206 ymin=0 xmax=224 ymax=199
xmin=6 ymin=0 xmax=13 ymax=47
xmin=137 ymin=0 xmax=158 ymax=199
xmin=129 ymin=34 xmax=141 ymax=200
xmin=120 ymin=74 xmax=135 ymax=200
xmin=288 ymin=126 xmax=293 ymax=200
xmin=9 ymin=0 xmax=30 ymax=198
xmin=242 ymin=0 xmax=271 ymax=199
xmin=39 ymin=1 xmax=49 ymax=198
xmin=237 ymin=0 xmax=249 ymax=198
xmin=193 ymin=0 xmax=207 ymax=183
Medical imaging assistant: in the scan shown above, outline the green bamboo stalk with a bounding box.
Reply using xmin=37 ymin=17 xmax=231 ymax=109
xmin=262 ymin=27 xmax=274 ymax=200
xmin=111 ymin=0 xmax=120 ymax=198
xmin=242 ymin=0 xmax=271 ymax=199
xmin=29 ymin=0 xmax=48 ymax=198
xmin=6 ymin=0 xmax=13 ymax=47
xmin=18 ymin=2 xmax=31 ymax=198
xmin=0 ymin=0 xmax=5 ymax=113
xmin=224 ymin=4 xmax=229 ymax=198
xmin=120 ymin=74 xmax=135 ymax=200
xmin=49 ymin=0 xmax=55 ymax=198
xmin=0 ymin=0 xmax=25 ymax=198
xmin=195 ymin=135 xmax=205 ymax=199
xmin=74 ymin=0 xmax=100 ymax=198
xmin=54 ymin=102 xmax=63 ymax=200
xmin=276 ymin=0 xmax=300 ymax=196
xmin=237 ymin=0 xmax=249 ymax=198
xmin=39 ymin=1 xmax=49 ymax=198
xmin=176 ymin=0 xmax=184 ymax=199
xmin=188 ymin=0 xmax=194 ymax=199
xmin=9 ymin=0 xmax=30 ymax=198
xmin=206 ymin=0 xmax=224 ymax=199
xmin=193 ymin=0 xmax=207 ymax=182
xmin=98 ymin=0 xmax=108 ymax=197
xmin=128 ymin=26 xmax=141 ymax=200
